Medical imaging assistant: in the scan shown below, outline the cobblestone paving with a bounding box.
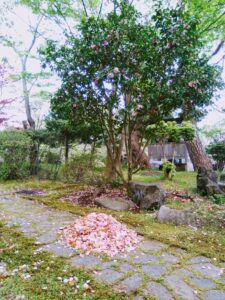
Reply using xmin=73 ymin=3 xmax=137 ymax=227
xmin=0 ymin=194 xmax=225 ymax=300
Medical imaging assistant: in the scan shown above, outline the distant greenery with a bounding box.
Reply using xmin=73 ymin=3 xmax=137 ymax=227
xmin=0 ymin=130 xmax=31 ymax=180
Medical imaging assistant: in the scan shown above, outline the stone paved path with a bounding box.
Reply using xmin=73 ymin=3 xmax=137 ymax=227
xmin=0 ymin=194 xmax=225 ymax=300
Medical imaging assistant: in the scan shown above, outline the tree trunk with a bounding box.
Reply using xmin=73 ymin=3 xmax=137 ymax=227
xmin=186 ymin=124 xmax=213 ymax=171
xmin=22 ymin=61 xmax=35 ymax=130
xmin=131 ymin=127 xmax=150 ymax=169
xmin=65 ymin=136 xmax=69 ymax=161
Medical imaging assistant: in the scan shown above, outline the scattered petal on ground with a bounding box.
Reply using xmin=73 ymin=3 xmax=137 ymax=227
xmin=61 ymin=213 xmax=141 ymax=257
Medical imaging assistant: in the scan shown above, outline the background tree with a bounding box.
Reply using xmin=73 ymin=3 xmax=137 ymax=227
xmin=207 ymin=140 xmax=225 ymax=171
xmin=42 ymin=0 xmax=222 ymax=184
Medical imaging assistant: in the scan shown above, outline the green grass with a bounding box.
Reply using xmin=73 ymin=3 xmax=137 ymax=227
xmin=0 ymin=222 xmax=127 ymax=300
xmin=133 ymin=171 xmax=197 ymax=195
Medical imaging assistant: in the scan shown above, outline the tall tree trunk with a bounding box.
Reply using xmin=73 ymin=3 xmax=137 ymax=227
xmin=186 ymin=123 xmax=213 ymax=171
xmin=105 ymin=133 xmax=125 ymax=182
xmin=131 ymin=126 xmax=150 ymax=169
xmin=65 ymin=136 xmax=69 ymax=162
xmin=22 ymin=61 xmax=35 ymax=130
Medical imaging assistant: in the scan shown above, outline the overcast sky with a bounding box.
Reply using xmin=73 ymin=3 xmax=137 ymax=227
xmin=0 ymin=3 xmax=225 ymax=130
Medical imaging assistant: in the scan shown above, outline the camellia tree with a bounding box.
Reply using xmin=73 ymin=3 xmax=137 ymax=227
xmin=42 ymin=0 xmax=222 ymax=184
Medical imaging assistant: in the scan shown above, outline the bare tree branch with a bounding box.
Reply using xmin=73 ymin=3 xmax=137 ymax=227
xmin=210 ymin=40 xmax=224 ymax=58
xmin=81 ymin=0 xmax=88 ymax=17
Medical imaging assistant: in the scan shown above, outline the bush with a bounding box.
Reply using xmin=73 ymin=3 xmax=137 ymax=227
xmin=0 ymin=130 xmax=31 ymax=180
xmin=162 ymin=160 xmax=176 ymax=180
xmin=209 ymin=194 xmax=225 ymax=205
xmin=43 ymin=150 xmax=61 ymax=164
xmin=60 ymin=152 xmax=101 ymax=184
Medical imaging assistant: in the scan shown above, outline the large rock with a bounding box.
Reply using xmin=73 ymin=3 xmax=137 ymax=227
xmin=128 ymin=182 xmax=165 ymax=209
xmin=157 ymin=206 xmax=198 ymax=226
xmin=94 ymin=197 xmax=136 ymax=211
xmin=197 ymin=167 xmax=223 ymax=196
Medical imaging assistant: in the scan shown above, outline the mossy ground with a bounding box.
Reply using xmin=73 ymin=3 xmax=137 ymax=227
xmin=0 ymin=171 xmax=224 ymax=262
xmin=0 ymin=222 xmax=128 ymax=300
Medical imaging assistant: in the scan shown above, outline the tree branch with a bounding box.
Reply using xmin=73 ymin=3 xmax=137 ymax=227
xmin=81 ymin=0 xmax=88 ymax=17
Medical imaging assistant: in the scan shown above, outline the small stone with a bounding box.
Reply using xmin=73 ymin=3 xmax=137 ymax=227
xmin=120 ymin=263 xmax=134 ymax=273
xmin=71 ymin=255 xmax=102 ymax=269
xmin=165 ymin=274 xmax=198 ymax=300
xmin=116 ymin=273 xmax=143 ymax=292
xmin=190 ymin=263 xmax=223 ymax=279
xmin=144 ymin=281 xmax=174 ymax=300
xmin=189 ymin=276 xmax=216 ymax=289
xmin=187 ymin=256 xmax=210 ymax=264
xmin=93 ymin=269 xmax=122 ymax=284
xmin=139 ymin=240 xmax=166 ymax=252
xmin=142 ymin=265 xmax=167 ymax=279
xmin=202 ymin=290 xmax=225 ymax=300
xmin=133 ymin=254 xmax=158 ymax=264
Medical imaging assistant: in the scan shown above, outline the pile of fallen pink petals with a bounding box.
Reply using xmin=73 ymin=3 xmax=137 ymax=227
xmin=60 ymin=213 xmax=141 ymax=257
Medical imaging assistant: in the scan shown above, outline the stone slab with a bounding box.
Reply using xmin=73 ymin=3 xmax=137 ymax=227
xmin=202 ymin=290 xmax=225 ymax=300
xmin=71 ymin=255 xmax=102 ymax=269
xmin=190 ymin=263 xmax=223 ymax=279
xmin=116 ymin=273 xmax=143 ymax=292
xmin=142 ymin=265 xmax=167 ymax=279
xmin=120 ymin=263 xmax=134 ymax=273
xmin=165 ymin=274 xmax=198 ymax=300
xmin=190 ymin=276 xmax=216 ymax=289
xmin=133 ymin=253 xmax=158 ymax=264
xmin=161 ymin=253 xmax=180 ymax=264
xmin=40 ymin=243 xmax=75 ymax=257
xmin=187 ymin=256 xmax=210 ymax=264
xmin=144 ymin=281 xmax=174 ymax=300
xmin=93 ymin=269 xmax=122 ymax=284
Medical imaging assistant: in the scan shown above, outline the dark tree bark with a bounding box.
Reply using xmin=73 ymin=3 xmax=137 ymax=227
xmin=65 ymin=135 xmax=69 ymax=161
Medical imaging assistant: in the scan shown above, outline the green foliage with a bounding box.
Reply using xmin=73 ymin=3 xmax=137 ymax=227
xmin=184 ymin=0 xmax=225 ymax=41
xmin=147 ymin=121 xmax=195 ymax=144
xmin=43 ymin=150 xmax=61 ymax=164
xmin=60 ymin=152 xmax=100 ymax=183
xmin=0 ymin=130 xmax=31 ymax=180
xmin=207 ymin=141 xmax=225 ymax=171
xmin=110 ymin=175 xmax=121 ymax=188
xmin=209 ymin=193 xmax=225 ymax=205
xmin=162 ymin=160 xmax=176 ymax=180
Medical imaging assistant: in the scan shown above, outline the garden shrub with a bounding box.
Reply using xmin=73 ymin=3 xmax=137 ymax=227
xmin=209 ymin=194 xmax=225 ymax=205
xmin=0 ymin=130 xmax=31 ymax=180
xmin=60 ymin=152 xmax=101 ymax=184
xmin=162 ymin=160 xmax=176 ymax=180
xmin=43 ymin=150 xmax=61 ymax=164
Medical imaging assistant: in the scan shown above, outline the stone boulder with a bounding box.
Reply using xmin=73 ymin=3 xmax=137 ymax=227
xmin=94 ymin=197 xmax=136 ymax=211
xmin=197 ymin=167 xmax=223 ymax=196
xmin=157 ymin=206 xmax=198 ymax=227
xmin=128 ymin=182 xmax=166 ymax=209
